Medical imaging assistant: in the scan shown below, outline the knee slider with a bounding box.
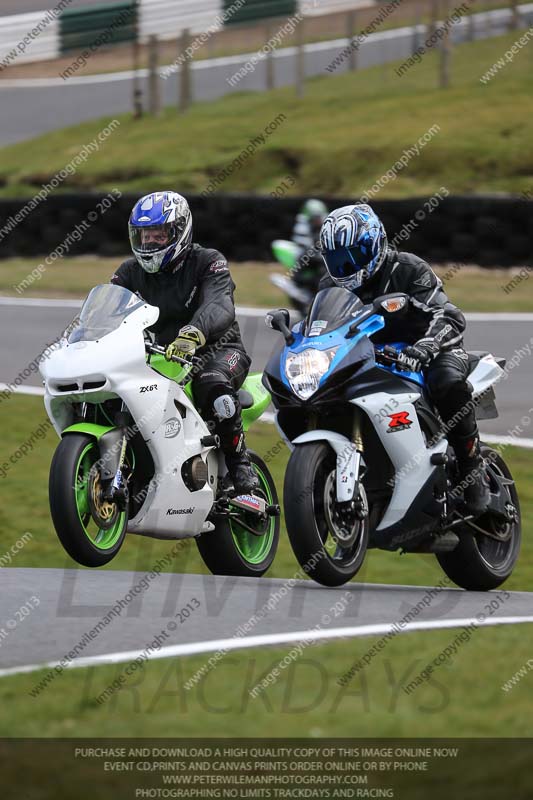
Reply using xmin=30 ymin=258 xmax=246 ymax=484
xmin=213 ymin=393 xmax=237 ymax=421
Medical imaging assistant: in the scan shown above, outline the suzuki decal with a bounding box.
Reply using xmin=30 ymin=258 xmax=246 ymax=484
xmin=387 ymin=411 xmax=413 ymax=432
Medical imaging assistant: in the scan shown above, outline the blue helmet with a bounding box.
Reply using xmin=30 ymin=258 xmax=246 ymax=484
xmin=129 ymin=191 xmax=193 ymax=274
xmin=319 ymin=204 xmax=388 ymax=291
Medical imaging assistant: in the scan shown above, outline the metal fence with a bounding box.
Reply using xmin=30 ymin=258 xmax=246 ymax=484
xmin=0 ymin=0 xmax=378 ymax=65
xmin=0 ymin=0 xmax=525 ymax=69
xmin=0 ymin=10 xmax=60 ymax=68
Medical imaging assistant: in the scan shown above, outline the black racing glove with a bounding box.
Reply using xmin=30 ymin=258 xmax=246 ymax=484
xmin=399 ymin=339 xmax=440 ymax=372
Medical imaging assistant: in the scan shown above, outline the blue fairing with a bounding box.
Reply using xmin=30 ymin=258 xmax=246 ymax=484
xmin=279 ymin=314 xmax=381 ymax=390
xmin=279 ymin=315 xmax=426 ymax=391
xmin=374 ymin=343 xmax=426 ymax=388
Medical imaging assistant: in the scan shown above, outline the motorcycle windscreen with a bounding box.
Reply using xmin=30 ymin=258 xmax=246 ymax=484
xmin=68 ymin=284 xmax=145 ymax=343
xmin=303 ymin=286 xmax=363 ymax=336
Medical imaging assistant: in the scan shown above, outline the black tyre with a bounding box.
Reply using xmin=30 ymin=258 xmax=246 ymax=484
xmin=437 ymin=446 xmax=521 ymax=590
xmin=284 ymin=442 xmax=369 ymax=587
xmin=49 ymin=434 xmax=128 ymax=568
xmin=195 ymin=450 xmax=279 ymax=577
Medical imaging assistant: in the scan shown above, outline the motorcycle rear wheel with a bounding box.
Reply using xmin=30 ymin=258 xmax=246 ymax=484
xmin=437 ymin=446 xmax=521 ymax=590
xmin=195 ymin=450 xmax=280 ymax=577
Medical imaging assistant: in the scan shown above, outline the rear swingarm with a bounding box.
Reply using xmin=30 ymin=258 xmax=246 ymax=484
xmin=209 ymin=495 xmax=280 ymax=536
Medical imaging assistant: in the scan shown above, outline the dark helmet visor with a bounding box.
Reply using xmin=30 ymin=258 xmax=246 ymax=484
xmin=322 ymin=243 xmax=374 ymax=280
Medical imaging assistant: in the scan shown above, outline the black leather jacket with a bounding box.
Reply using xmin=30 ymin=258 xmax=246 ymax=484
xmin=111 ymin=244 xmax=245 ymax=349
xmin=319 ymin=248 xmax=466 ymax=349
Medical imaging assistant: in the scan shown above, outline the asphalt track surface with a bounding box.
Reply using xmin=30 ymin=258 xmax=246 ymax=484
xmin=1 ymin=568 xmax=532 ymax=675
xmin=0 ymin=296 xmax=532 ymax=440
xmin=0 ymin=5 xmax=532 ymax=145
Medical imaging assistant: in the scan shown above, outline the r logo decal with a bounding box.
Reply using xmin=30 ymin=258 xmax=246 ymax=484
xmin=387 ymin=411 xmax=413 ymax=432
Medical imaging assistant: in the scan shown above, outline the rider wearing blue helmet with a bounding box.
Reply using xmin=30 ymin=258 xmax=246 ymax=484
xmin=319 ymin=203 xmax=490 ymax=515
xmin=111 ymin=191 xmax=259 ymax=496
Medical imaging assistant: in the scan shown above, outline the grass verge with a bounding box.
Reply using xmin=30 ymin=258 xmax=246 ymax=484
xmin=0 ymin=257 xmax=531 ymax=311
xmin=0 ymin=32 xmax=531 ymax=197
xmin=1 ymin=625 xmax=533 ymax=742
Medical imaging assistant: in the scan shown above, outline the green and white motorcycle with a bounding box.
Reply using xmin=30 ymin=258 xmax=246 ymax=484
xmin=40 ymin=284 xmax=280 ymax=573
xmin=271 ymin=239 xmax=326 ymax=315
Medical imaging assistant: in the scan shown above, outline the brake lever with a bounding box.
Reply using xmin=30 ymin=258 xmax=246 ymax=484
xmin=172 ymin=354 xmax=202 ymax=368
xmin=375 ymin=346 xmax=397 ymax=363
xmin=375 ymin=347 xmax=411 ymax=372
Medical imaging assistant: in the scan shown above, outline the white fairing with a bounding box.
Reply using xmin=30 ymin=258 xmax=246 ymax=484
xmin=289 ymin=353 xmax=505 ymax=534
xmin=351 ymin=392 xmax=447 ymax=530
xmin=40 ymin=299 xmax=218 ymax=540
xmin=468 ymin=354 xmax=505 ymax=397
xmin=292 ymin=430 xmax=360 ymax=502
xmin=270 ymin=273 xmax=312 ymax=306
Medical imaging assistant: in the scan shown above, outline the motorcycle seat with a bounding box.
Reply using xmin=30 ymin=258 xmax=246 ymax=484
xmin=467 ymin=351 xmax=489 ymax=371
xmin=238 ymin=389 xmax=254 ymax=409
xmin=467 ymin=351 xmax=506 ymax=372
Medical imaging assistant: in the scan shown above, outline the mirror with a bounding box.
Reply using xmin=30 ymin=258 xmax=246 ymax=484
xmin=265 ymin=309 xmax=294 ymax=344
xmin=373 ymin=293 xmax=409 ymax=317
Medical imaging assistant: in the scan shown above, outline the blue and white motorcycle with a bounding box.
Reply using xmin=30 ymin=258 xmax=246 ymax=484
xmin=263 ymin=287 xmax=521 ymax=589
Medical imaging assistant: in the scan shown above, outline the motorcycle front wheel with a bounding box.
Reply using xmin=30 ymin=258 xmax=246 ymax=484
xmin=284 ymin=442 xmax=369 ymax=587
xmin=49 ymin=434 xmax=128 ymax=567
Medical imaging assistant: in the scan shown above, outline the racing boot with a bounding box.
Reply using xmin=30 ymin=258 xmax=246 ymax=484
xmin=225 ymin=449 xmax=260 ymax=497
xmin=453 ymin=431 xmax=490 ymax=516
xmin=214 ymin=400 xmax=260 ymax=497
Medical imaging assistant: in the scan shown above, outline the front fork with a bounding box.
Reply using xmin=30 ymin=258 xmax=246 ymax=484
xmin=330 ymin=412 xmax=366 ymax=519
xmin=98 ymin=411 xmax=130 ymax=510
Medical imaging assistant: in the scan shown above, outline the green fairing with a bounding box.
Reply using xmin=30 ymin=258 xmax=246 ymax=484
xmin=148 ymin=353 xmax=194 ymax=400
xmin=241 ymin=373 xmax=271 ymax=431
xmin=63 ymin=422 xmax=115 ymax=439
xmin=272 ymin=240 xmax=299 ymax=270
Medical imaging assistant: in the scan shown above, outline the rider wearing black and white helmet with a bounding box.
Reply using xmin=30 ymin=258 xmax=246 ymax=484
xmin=319 ymin=203 xmax=490 ymax=515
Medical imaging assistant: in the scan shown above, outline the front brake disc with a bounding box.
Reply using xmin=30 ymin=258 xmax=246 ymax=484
xmin=88 ymin=465 xmax=119 ymax=530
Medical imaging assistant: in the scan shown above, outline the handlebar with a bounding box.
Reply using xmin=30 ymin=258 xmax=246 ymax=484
xmin=375 ymin=345 xmax=417 ymax=373
xmin=145 ymin=342 xmax=199 ymax=367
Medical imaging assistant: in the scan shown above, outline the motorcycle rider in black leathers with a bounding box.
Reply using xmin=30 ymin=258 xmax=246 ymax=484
xmin=111 ymin=191 xmax=259 ymax=496
xmin=319 ymin=203 xmax=490 ymax=515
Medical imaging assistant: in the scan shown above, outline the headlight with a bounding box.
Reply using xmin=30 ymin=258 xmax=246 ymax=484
xmin=285 ymin=347 xmax=338 ymax=400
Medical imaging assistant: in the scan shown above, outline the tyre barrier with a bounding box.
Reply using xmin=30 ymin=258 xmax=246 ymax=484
xmin=0 ymin=192 xmax=530 ymax=266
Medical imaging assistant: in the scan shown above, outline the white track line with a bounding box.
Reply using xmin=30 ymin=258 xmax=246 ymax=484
xmin=464 ymin=313 xmax=533 ymax=322
xmin=0 ymin=296 xmax=82 ymax=308
xmin=0 ymin=383 xmax=44 ymax=397
xmin=0 ymin=28 xmax=414 ymax=89
xmin=1 ymin=296 xmax=533 ymax=322
xmin=481 ymin=433 xmax=533 ymax=449
xmin=1 ymin=615 xmax=533 ymax=680
xmin=0 ymin=3 xmax=530 ymax=90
